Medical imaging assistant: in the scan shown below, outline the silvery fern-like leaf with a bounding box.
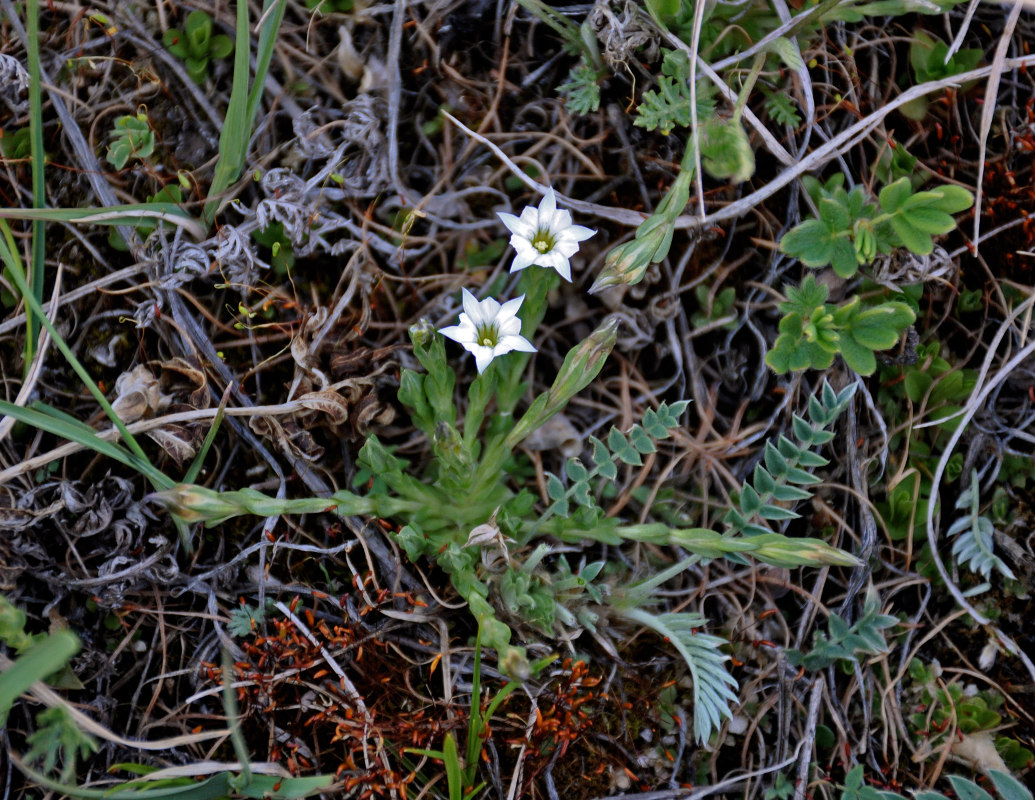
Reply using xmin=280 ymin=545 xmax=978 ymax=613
xmin=948 ymin=471 xmax=1015 ymax=582
xmin=618 ymin=608 xmax=737 ymax=743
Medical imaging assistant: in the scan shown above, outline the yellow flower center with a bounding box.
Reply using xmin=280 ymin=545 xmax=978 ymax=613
xmin=477 ymin=322 xmax=500 ymax=348
xmin=531 ymin=228 xmax=554 ymax=254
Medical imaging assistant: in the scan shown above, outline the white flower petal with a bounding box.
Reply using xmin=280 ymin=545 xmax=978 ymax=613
xmin=473 ymin=346 xmax=495 ymax=374
xmin=461 ymin=288 xmax=482 ymax=323
xmin=439 ymin=324 xmax=471 ymax=344
xmin=538 ymin=252 xmax=572 ymax=282
xmin=538 ymin=188 xmax=557 ymax=221
xmin=498 ymin=211 xmax=535 ymax=239
xmin=500 ymin=187 xmax=596 ymax=281
xmin=564 ymin=224 xmax=596 ymax=243
xmin=498 ymin=315 xmax=522 ymax=337
xmin=497 ymin=294 xmax=526 ymax=322
xmin=499 ymin=334 xmax=537 ymax=353
xmin=510 ymin=251 xmax=537 ymax=272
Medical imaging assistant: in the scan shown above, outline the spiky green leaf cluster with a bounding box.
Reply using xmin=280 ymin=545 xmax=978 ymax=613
xmin=635 ymin=50 xmax=715 ymax=136
xmin=766 ymin=275 xmax=916 ymax=374
xmin=780 ymin=176 xmax=973 ymax=279
xmin=947 ymin=470 xmax=1015 ymax=584
xmin=558 ymin=59 xmax=604 ymax=115
xmin=543 ymin=400 xmax=690 ymax=518
xmin=787 ymin=587 xmax=898 ymax=671
xmin=25 ymin=706 xmax=98 ymax=785
xmin=762 ymin=88 xmax=802 ymax=127
xmin=725 ymin=380 xmax=855 ymax=535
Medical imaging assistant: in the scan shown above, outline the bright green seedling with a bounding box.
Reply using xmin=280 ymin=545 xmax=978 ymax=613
xmin=766 ymin=275 xmax=915 ymax=374
xmin=780 ymin=175 xmax=974 ymax=279
xmin=558 ymin=59 xmax=606 ymax=115
xmin=691 ymin=284 xmax=737 ymax=330
xmin=899 ymin=31 xmax=982 ymax=120
xmin=105 ymin=113 xmax=155 ymax=170
xmin=162 ymin=9 xmax=234 ymax=84
xmin=785 ymin=585 xmax=898 ymax=671
xmin=635 ymin=50 xmax=715 ymax=136
xmin=907 ymin=660 xmax=1035 ymax=773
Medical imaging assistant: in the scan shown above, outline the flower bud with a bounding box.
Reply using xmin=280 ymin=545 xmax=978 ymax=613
xmin=589 ymin=225 xmax=672 ymax=294
xmin=753 ymin=535 xmax=861 ymax=568
xmin=150 ymin=484 xmax=248 ymax=527
xmin=151 ymin=484 xmax=346 ymax=527
xmin=409 ymin=318 xmax=436 ymax=350
xmin=546 ymin=315 xmax=620 ymax=407
xmin=505 ymin=316 xmax=620 ymax=448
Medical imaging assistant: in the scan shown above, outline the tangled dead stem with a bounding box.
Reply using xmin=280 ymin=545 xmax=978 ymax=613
xmin=1 ymin=0 xmax=1034 ymax=798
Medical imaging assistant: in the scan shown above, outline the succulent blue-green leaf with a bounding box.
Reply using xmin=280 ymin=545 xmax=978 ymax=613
xmin=753 ymin=464 xmax=776 ymax=496
xmin=772 ymin=484 xmax=812 ymax=502
xmin=946 ymin=776 xmax=994 ymax=800
xmin=629 ymin=426 xmax=657 ymax=454
xmin=757 ymin=505 xmax=799 ymax=521
xmin=988 ymin=769 xmax=1034 ymax=800
xmin=740 ymin=483 xmax=763 ymax=515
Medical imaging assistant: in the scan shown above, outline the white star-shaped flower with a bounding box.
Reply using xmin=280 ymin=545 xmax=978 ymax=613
xmin=497 ymin=188 xmax=596 ymax=282
xmin=440 ymin=288 xmax=537 ymax=373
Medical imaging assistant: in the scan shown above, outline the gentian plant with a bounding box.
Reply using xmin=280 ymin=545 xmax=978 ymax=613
xmin=156 ymin=188 xmax=859 ymax=742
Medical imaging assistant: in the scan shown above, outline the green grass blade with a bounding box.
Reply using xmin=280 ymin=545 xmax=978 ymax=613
xmin=203 ymin=0 xmax=251 ymax=228
xmin=25 ymin=0 xmax=45 ymax=375
xmin=247 ymin=1 xmax=288 ymax=127
xmin=0 ymin=630 xmax=79 ymax=725
xmin=0 ymin=203 xmax=204 ymax=240
xmin=183 ymin=385 xmax=231 ymax=484
xmin=0 ymin=400 xmax=171 ymax=489
xmin=204 ymin=1 xmax=286 ymax=229
xmin=0 ymin=221 xmax=161 ymax=480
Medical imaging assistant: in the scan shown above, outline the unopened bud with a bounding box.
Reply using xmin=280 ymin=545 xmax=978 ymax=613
xmin=505 ymin=317 xmax=620 ymax=448
xmin=151 ymin=484 xmax=349 ymax=527
xmin=589 ymin=222 xmax=672 ymax=294
xmin=409 ymin=318 xmax=436 ymax=350
xmin=754 ymin=535 xmax=861 ymax=568
xmin=547 ymin=315 xmax=620 ymax=406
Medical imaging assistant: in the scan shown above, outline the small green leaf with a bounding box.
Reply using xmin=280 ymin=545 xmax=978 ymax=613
xmin=629 ymin=427 xmax=657 ymax=454
xmin=878 ymin=177 xmax=912 ymax=213
xmin=891 ymin=214 xmax=934 ymax=255
xmin=546 ymin=473 xmax=565 ymax=501
xmin=780 ymin=219 xmax=834 ymax=267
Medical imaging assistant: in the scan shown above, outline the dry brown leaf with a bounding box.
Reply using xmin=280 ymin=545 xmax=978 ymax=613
xmin=296 ymin=390 xmax=350 ymax=425
xmin=147 ymin=426 xmax=199 ymax=467
xmin=111 ymin=365 xmax=168 ymax=423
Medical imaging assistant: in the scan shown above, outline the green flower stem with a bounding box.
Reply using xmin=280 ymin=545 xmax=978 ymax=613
xmin=153 ymin=484 xmax=421 ymax=528
xmin=463 ymin=363 xmax=498 ymax=454
xmin=494 ymin=268 xmax=558 ymax=418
